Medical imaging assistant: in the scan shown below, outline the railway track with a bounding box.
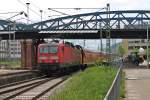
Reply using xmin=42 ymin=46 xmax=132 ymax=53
xmin=0 ymin=75 xmax=46 ymax=89
xmin=0 ymin=70 xmax=37 ymax=77
xmin=0 ymin=70 xmax=41 ymax=86
xmin=0 ymin=75 xmax=68 ymax=100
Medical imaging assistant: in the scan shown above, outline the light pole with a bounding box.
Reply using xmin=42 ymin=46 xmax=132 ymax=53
xmin=106 ymin=3 xmax=110 ymax=53
xmin=40 ymin=10 xmax=43 ymax=29
xmin=147 ymin=22 xmax=149 ymax=68
xmin=83 ymin=39 xmax=86 ymax=48
xmin=6 ymin=11 xmax=27 ymax=62
xmin=26 ymin=3 xmax=30 ymax=24
xmin=99 ymin=22 xmax=103 ymax=52
xmin=106 ymin=3 xmax=111 ymax=62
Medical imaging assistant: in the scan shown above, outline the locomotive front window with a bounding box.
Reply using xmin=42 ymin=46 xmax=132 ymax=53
xmin=49 ymin=46 xmax=57 ymax=53
xmin=40 ymin=47 xmax=49 ymax=53
xmin=39 ymin=46 xmax=57 ymax=53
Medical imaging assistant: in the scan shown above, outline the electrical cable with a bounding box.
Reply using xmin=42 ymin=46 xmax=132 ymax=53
xmin=48 ymin=8 xmax=70 ymax=16
xmin=27 ymin=0 xmax=41 ymax=10
xmin=17 ymin=0 xmax=41 ymax=17
xmin=0 ymin=11 xmax=23 ymax=14
xmin=17 ymin=0 xmax=49 ymax=21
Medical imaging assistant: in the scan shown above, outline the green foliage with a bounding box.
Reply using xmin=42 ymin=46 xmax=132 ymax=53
xmin=94 ymin=59 xmax=104 ymax=67
xmin=49 ymin=66 xmax=117 ymax=100
xmin=119 ymin=72 xmax=125 ymax=100
xmin=132 ymin=47 xmax=139 ymax=53
xmin=117 ymin=45 xmax=126 ymax=57
xmin=145 ymin=48 xmax=150 ymax=55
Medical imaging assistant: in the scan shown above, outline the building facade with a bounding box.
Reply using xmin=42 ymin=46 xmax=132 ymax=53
xmin=0 ymin=40 xmax=21 ymax=60
xmin=122 ymin=39 xmax=149 ymax=55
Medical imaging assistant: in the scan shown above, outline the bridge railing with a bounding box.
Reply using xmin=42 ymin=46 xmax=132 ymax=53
xmin=104 ymin=60 xmax=123 ymax=100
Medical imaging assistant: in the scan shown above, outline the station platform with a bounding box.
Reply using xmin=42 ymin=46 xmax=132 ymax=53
xmin=0 ymin=69 xmax=32 ymax=76
xmin=0 ymin=69 xmax=39 ymax=86
xmin=124 ymin=68 xmax=150 ymax=100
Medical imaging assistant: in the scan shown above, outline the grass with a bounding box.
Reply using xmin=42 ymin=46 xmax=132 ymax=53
xmin=49 ymin=66 xmax=117 ymax=100
xmin=0 ymin=60 xmax=21 ymax=69
xmin=119 ymin=72 xmax=125 ymax=100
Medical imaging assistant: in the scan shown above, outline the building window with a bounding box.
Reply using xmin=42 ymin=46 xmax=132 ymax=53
xmin=128 ymin=46 xmax=133 ymax=49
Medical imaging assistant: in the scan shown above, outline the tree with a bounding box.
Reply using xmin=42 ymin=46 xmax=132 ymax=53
xmin=117 ymin=45 xmax=126 ymax=57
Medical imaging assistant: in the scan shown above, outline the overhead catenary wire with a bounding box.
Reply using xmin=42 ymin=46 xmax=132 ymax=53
xmin=17 ymin=0 xmax=41 ymax=17
xmin=0 ymin=11 xmax=26 ymax=21
xmin=27 ymin=0 xmax=50 ymax=20
xmin=17 ymin=0 xmax=49 ymax=21
xmin=47 ymin=7 xmax=107 ymax=15
xmin=24 ymin=0 xmax=51 ymax=21
xmin=48 ymin=8 xmax=107 ymax=10
xmin=0 ymin=11 xmax=24 ymax=14
xmin=48 ymin=8 xmax=70 ymax=16
xmin=47 ymin=8 xmax=89 ymax=19
xmin=47 ymin=7 xmax=107 ymax=18
xmin=47 ymin=8 xmax=107 ymax=26
xmin=26 ymin=0 xmax=41 ymax=10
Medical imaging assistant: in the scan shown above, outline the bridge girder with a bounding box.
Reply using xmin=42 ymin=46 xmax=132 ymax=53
xmin=0 ymin=20 xmax=27 ymax=31
xmin=0 ymin=10 xmax=150 ymax=31
xmin=28 ymin=10 xmax=150 ymax=30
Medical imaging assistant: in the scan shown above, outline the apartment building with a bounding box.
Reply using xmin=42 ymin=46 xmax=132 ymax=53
xmin=0 ymin=40 xmax=21 ymax=60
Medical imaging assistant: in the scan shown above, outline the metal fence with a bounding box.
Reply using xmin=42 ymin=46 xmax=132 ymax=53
xmin=104 ymin=60 xmax=123 ymax=100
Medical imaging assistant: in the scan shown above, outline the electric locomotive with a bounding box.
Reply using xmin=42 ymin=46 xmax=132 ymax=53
xmin=37 ymin=41 xmax=105 ymax=75
xmin=37 ymin=41 xmax=82 ymax=75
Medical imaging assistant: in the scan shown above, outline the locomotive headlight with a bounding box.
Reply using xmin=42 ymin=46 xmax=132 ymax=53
xmin=50 ymin=56 xmax=59 ymax=63
xmin=55 ymin=60 xmax=58 ymax=63
xmin=39 ymin=56 xmax=48 ymax=60
xmin=51 ymin=56 xmax=58 ymax=59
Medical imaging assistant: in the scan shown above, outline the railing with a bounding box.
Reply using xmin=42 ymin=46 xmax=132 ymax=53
xmin=104 ymin=61 xmax=123 ymax=100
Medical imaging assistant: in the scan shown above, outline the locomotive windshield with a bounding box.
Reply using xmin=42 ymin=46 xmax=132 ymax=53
xmin=39 ymin=46 xmax=58 ymax=53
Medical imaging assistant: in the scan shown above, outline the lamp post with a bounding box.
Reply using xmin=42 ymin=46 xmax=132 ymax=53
xmin=147 ymin=22 xmax=149 ymax=68
xmin=99 ymin=22 xmax=103 ymax=52
xmin=26 ymin=3 xmax=30 ymax=24
xmin=106 ymin=3 xmax=111 ymax=63
xmin=106 ymin=3 xmax=110 ymax=53
xmin=6 ymin=11 xmax=27 ymax=62
xmin=40 ymin=10 xmax=43 ymax=29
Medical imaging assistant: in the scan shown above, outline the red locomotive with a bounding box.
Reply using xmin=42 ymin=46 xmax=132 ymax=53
xmin=37 ymin=41 xmax=104 ymax=75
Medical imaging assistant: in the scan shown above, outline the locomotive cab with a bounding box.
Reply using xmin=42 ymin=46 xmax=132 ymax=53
xmin=37 ymin=43 xmax=60 ymax=73
xmin=38 ymin=44 xmax=58 ymax=63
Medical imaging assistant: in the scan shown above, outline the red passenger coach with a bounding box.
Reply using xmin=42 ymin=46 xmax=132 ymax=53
xmin=83 ymin=50 xmax=105 ymax=65
xmin=37 ymin=41 xmax=82 ymax=75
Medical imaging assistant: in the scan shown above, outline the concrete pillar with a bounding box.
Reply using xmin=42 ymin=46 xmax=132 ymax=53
xmin=21 ymin=40 xmax=36 ymax=69
xmin=21 ymin=39 xmax=45 ymax=69
xmin=21 ymin=40 xmax=26 ymax=68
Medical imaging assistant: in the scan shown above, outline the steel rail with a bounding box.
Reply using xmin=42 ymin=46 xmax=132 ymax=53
xmin=0 ymin=78 xmax=48 ymax=95
xmin=0 ymin=75 xmax=46 ymax=89
xmin=2 ymin=77 xmax=58 ymax=100
xmin=32 ymin=77 xmax=68 ymax=100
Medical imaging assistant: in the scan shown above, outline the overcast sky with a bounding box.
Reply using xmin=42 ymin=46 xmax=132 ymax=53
xmin=1 ymin=0 xmax=150 ymax=23
xmin=0 ymin=0 xmax=149 ymax=50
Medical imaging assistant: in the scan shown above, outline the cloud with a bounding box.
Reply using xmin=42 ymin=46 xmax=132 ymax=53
xmin=1 ymin=0 xmax=150 ymax=22
xmin=110 ymin=0 xmax=150 ymax=10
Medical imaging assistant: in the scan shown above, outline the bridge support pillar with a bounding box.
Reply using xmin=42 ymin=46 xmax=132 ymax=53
xmin=21 ymin=40 xmax=36 ymax=69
